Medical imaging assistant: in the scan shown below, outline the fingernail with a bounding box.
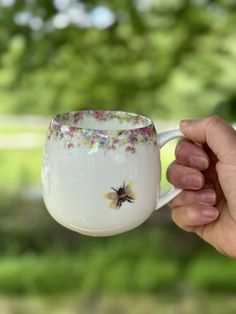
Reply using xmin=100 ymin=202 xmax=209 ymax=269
xmin=198 ymin=190 xmax=216 ymax=205
xmin=175 ymin=140 xmax=184 ymax=155
xmin=180 ymin=120 xmax=195 ymax=127
xmin=190 ymin=156 xmax=209 ymax=169
xmin=202 ymin=208 xmax=219 ymax=219
xmin=184 ymin=174 xmax=203 ymax=188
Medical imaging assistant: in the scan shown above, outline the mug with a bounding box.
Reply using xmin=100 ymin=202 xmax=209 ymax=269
xmin=41 ymin=110 xmax=184 ymax=236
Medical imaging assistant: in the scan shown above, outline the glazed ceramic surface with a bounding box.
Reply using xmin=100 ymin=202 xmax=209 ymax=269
xmin=41 ymin=110 xmax=183 ymax=236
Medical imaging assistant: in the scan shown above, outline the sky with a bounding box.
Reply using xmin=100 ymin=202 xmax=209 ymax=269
xmin=1 ymin=0 xmax=117 ymax=30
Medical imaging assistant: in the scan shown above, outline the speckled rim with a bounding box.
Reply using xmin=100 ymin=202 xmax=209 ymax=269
xmin=52 ymin=110 xmax=153 ymax=133
xmin=47 ymin=110 xmax=157 ymax=153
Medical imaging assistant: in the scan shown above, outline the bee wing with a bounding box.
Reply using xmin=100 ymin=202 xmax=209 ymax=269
xmin=109 ymin=200 xmax=118 ymax=209
xmin=104 ymin=192 xmax=118 ymax=209
xmin=125 ymin=181 xmax=136 ymax=199
xmin=104 ymin=192 xmax=118 ymax=200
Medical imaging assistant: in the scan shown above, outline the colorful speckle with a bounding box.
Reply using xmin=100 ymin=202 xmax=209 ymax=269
xmin=47 ymin=111 xmax=157 ymax=153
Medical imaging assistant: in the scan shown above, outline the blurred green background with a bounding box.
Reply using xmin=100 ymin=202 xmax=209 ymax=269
xmin=0 ymin=0 xmax=236 ymax=313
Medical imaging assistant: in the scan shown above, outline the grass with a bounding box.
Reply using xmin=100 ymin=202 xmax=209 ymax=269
xmin=0 ymin=149 xmax=42 ymax=188
xmin=0 ymin=228 xmax=234 ymax=295
xmin=160 ymin=139 xmax=177 ymax=191
xmin=1 ymin=292 xmax=236 ymax=314
xmin=0 ymin=228 xmax=181 ymax=294
xmin=0 ymin=189 xmax=234 ymax=297
xmin=0 ymin=252 xmax=234 ymax=296
xmin=0 ymin=254 xmax=178 ymax=294
xmin=187 ymin=254 xmax=236 ymax=291
xmin=0 ymin=126 xmax=46 ymax=134
xmin=0 ymin=120 xmax=45 ymax=188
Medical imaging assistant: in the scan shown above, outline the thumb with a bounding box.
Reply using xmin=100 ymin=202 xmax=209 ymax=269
xmin=180 ymin=116 xmax=236 ymax=163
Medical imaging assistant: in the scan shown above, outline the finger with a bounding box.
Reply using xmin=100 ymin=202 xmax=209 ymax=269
xmin=180 ymin=116 xmax=236 ymax=163
xmin=169 ymin=189 xmax=217 ymax=208
xmin=176 ymin=140 xmax=209 ymax=170
xmin=167 ymin=162 xmax=205 ymax=190
xmin=172 ymin=205 xmax=219 ymax=233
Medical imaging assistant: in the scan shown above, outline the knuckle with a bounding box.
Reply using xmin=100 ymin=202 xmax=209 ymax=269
xmin=168 ymin=199 xmax=176 ymax=208
xmin=168 ymin=191 xmax=185 ymax=208
xmin=175 ymin=141 xmax=183 ymax=159
xmin=172 ymin=206 xmax=199 ymax=233
xmin=206 ymin=115 xmax=224 ymax=127
xmin=166 ymin=161 xmax=176 ymax=182
xmin=175 ymin=140 xmax=197 ymax=165
xmin=171 ymin=209 xmax=194 ymax=232
xmin=171 ymin=209 xmax=178 ymax=223
xmin=185 ymin=225 xmax=196 ymax=233
xmin=186 ymin=207 xmax=196 ymax=222
xmin=175 ymin=139 xmax=191 ymax=156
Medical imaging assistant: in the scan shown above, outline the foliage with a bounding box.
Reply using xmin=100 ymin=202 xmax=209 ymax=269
xmin=214 ymin=94 xmax=236 ymax=122
xmin=0 ymin=1 xmax=236 ymax=118
xmin=0 ymin=1 xmax=236 ymax=305
xmin=0 ymin=232 xmax=234 ymax=294
xmin=187 ymin=254 xmax=236 ymax=291
xmin=0 ymin=120 xmax=45 ymax=189
xmin=0 ymin=254 xmax=179 ymax=294
xmin=0 ymin=149 xmax=41 ymax=188
xmin=0 ymin=191 xmax=182 ymax=293
xmin=0 ymin=191 xmax=234 ymax=295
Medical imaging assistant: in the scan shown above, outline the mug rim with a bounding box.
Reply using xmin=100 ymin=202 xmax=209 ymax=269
xmin=52 ymin=109 xmax=153 ymax=133
xmin=47 ymin=110 xmax=157 ymax=152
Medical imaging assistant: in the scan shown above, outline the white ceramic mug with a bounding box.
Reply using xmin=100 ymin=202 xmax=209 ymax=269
xmin=41 ymin=110 xmax=184 ymax=236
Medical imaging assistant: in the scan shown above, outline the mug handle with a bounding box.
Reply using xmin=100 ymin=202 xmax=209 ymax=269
xmin=155 ymin=129 xmax=186 ymax=210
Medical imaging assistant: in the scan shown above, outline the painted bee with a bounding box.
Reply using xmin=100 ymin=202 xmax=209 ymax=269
xmin=104 ymin=181 xmax=136 ymax=209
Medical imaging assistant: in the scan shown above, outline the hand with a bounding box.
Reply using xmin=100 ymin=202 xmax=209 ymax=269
xmin=167 ymin=116 xmax=236 ymax=259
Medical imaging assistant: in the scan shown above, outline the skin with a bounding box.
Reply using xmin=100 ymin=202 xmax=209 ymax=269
xmin=167 ymin=116 xmax=236 ymax=259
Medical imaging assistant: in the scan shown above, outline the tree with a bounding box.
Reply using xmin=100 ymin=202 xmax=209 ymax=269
xmin=0 ymin=0 xmax=236 ymax=120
